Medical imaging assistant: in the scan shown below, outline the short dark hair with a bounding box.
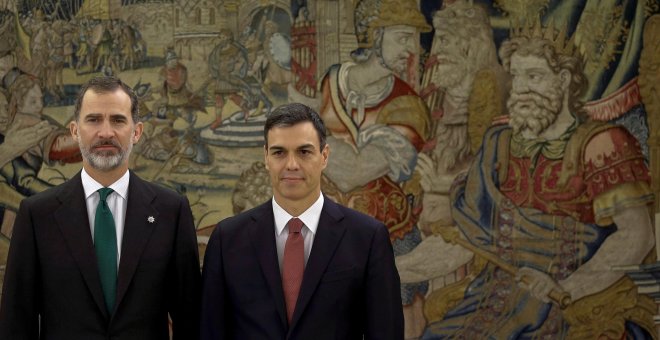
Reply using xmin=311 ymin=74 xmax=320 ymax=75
xmin=73 ymin=76 xmax=139 ymax=123
xmin=264 ymin=103 xmax=327 ymax=150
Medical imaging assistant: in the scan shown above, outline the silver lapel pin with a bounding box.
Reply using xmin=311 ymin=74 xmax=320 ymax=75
xmin=147 ymin=216 xmax=155 ymax=223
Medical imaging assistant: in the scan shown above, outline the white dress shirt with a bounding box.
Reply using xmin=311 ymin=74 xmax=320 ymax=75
xmin=81 ymin=168 xmax=130 ymax=267
xmin=272 ymin=194 xmax=324 ymax=272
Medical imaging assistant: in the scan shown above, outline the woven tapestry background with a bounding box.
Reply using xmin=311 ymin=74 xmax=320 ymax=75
xmin=1 ymin=0 xmax=659 ymax=338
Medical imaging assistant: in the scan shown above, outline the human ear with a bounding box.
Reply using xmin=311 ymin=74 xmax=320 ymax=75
xmin=132 ymin=122 xmax=144 ymax=144
xmin=69 ymin=121 xmax=79 ymax=140
xmin=559 ymin=69 xmax=571 ymax=90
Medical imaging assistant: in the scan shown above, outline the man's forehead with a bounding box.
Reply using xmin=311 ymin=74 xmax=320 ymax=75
xmin=268 ymin=121 xmax=316 ymax=133
xmin=510 ymin=52 xmax=551 ymax=70
xmin=79 ymin=93 xmax=132 ymax=115
xmin=385 ymin=25 xmax=417 ymax=34
xmin=84 ymin=87 xmax=129 ymax=97
xmin=434 ymin=27 xmax=452 ymax=35
xmin=267 ymin=142 xmax=317 ymax=150
xmin=82 ymin=110 xmax=129 ymax=116
xmin=267 ymin=124 xmax=320 ymax=148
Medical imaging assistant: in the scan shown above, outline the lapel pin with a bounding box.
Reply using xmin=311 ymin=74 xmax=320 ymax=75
xmin=148 ymin=216 xmax=155 ymax=223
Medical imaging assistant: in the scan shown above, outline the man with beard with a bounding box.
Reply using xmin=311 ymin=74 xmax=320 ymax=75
xmin=317 ymin=0 xmax=431 ymax=336
xmin=0 ymin=76 xmax=201 ymax=339
xmin=394 ymin=2 xmax=509 ymax=333
xmin=422 ymin=30 xmax=656 ymax=338
xmin=421 ymin=0 xmax=508 ymax=174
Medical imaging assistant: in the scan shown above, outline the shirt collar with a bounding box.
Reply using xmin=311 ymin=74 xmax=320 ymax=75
xmin=81 ymin=168 xmax=130 ymax=200
xmin=272 ymin=193 xmax=324 ymax=236
xmin=510 ymin=120 xmax=578 ymax=162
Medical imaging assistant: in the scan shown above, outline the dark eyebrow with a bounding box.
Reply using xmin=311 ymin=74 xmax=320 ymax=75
xmin=268 ymin=143 xmax=316 ymax=152
xmin=84 ymin=113 xmax=129 ymax=121
xmin=268 ymin=145 xmax=286 ymax=152
xmin=110 ymin=114 xmax=128 ymax=120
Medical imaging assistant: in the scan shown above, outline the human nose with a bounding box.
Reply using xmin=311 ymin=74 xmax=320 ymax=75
xmin=405 ymin=40 xmax=416 ymax=53
xmin=285 ymin=153 xmax=299 ymax=170
xmin=98 ymin=119 xmax=114 ymax=138
xmin=511 ymin=76 xmax=527 ymax=93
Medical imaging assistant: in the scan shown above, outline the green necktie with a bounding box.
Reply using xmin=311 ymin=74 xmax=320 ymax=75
xmin=95 ymin=187 xmax=117 ymax=314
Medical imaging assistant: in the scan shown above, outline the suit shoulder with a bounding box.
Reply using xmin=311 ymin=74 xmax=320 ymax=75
xmin=20 ymin=185 xmax=59 ymax=203
xmin=19 ymin=180 xmax=70 ymax=210
xmin=217 ymin=209 xmax=252 ymax=227
xmin=214 ymin=201 xmax=270 ymax=233
xmin=135 ymin=176 xmax=187 ymax=201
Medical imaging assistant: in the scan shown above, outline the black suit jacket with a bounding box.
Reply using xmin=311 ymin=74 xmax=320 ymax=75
xmin=0 ymin=171 xmax=201 ymax=340
xmin=200 ymin=196 xmax=403 ymax=339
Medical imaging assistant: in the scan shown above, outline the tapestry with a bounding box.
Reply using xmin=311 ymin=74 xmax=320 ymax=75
xmin=0 ymin=0 xmax=659 ymax=338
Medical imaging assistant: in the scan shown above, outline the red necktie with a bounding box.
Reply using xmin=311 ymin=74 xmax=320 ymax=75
xmin=282 ymin=218 xmax=304 ymax=323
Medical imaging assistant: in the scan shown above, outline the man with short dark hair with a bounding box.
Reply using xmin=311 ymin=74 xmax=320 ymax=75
xmin=201 ymin=102 xmax=404 ymax=339
xmin=0 ymin=75 xmax=201 ymax=339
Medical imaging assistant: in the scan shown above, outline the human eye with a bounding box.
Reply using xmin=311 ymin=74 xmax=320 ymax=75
xmin=112 ymin=116 xmax=127 ymax=124
xmin=528 ymin=73 xmax=541 ymax=81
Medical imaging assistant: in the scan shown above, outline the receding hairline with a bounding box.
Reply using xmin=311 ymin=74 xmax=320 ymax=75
xmin=77 ymin=88 xmax=135 ymax=120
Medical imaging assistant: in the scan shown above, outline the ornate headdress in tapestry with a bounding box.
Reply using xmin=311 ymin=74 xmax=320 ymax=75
xmin=433 ymin=0 xmax=490 ymax=36
xmin=354 ymin=0 xmax=431 ymax=49
xmin=509 ymin=17 xmax=580 ymax=58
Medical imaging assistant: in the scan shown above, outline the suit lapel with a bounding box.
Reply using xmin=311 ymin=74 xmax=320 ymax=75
xmin=53 ymin=172 xmax=109 ymax=319
xmin=115 ymin=172 xmax=158 ymax=314
xmin=247 ymin=202 xmax=288 ymax=329
xmin=289 ymin=198 xmax=346 ymax=330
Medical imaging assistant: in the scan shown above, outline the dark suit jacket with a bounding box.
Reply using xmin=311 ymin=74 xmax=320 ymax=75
xmin=200 ymin=196 xmax=403 ymax=339
xmin=0 ymin=171 xmax=201 ymax=340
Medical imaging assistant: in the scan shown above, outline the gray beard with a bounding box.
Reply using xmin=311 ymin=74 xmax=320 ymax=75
xmin=79 ymin=139 xmax=132 ymax=171
xmin=507 ymin=89 xmax=563 ymax=138
xmin=378 ymin=53 xmax=405 ymax=75
xmin=433 ymin=64 xmax=467 ymax=89
xmin=375 ymin=45 xmax=406 ymax=75
xmin=432 ymin=123 xmax=470 ymax=172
